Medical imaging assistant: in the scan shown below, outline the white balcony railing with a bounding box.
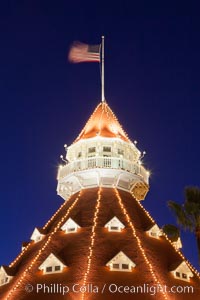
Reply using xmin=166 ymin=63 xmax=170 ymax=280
xmin=58 ymin=157 xmax=149 ymax=184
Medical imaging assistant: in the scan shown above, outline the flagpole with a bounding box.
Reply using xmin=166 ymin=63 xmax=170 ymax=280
xmin=101 ymin=36 xmax=105 ymax=102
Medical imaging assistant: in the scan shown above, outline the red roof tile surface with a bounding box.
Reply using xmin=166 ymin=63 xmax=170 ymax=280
xmin=1 ymin=188 xmax=200 ymax=299
xmin=74 ymin=102 xmax=131 ymax=143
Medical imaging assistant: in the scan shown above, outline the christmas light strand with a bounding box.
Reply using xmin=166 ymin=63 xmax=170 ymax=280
xmin=115 ymin=188 xmax=169 ymax=300
xmin=43 ymin=196 xmax=71 ymax=230
xmin=9 ymin=243 xmax=32 ymax=268
xmin=81 ymin=187 xmax=102 ymax=300
xmin=8 ymin=195 xmax=73 ymax=268
xmin=105 ymin=102 xmax=131 ymax=142
xmin=74 ymin=103 xmax=100 ymax=143
xmin=74 ymin=102 xmax=131 ymax=144
xmin=5 ymin=190 xmax=82 ymax=300
xmin=134 ymin=195 xmax=200 ymax=279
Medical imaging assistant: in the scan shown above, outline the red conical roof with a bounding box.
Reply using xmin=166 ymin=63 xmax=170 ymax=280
xmin=74 ymin=101 xmax=131 ymax=143
xmin=1 ymin=188 xmax=200 ymax=300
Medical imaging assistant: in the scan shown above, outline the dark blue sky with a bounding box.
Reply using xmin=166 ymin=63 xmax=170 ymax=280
xmin=0 ymin=1 xmax=200 ymax=270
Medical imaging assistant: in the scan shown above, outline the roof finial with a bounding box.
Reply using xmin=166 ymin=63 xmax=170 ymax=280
xmin=101 ymin=36 xmax=105 ymax=102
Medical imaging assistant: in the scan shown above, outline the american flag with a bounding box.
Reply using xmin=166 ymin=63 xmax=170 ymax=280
xmin=68 ymin=42 xmax=100 ymax=63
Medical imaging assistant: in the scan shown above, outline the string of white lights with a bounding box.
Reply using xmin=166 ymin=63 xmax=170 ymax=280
xmin=133 ymin=194 xmax=200 ymax=279
xmin=81 ymin=187 xmax=102 ymax=300
xmin=115 ymin=188 xmax=169 ymax=300
xmin=9 ymin=196 xmax=73 ymax=269
xmin=5 ymin=190 xmax=83 ymax=300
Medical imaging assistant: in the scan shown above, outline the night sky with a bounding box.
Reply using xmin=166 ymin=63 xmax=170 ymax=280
xmin=0 ymin=2 xmax=200 ymax=271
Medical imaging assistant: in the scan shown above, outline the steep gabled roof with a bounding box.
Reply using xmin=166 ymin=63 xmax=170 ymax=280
xmin=74 ymin=101 xmax=131 ymax=143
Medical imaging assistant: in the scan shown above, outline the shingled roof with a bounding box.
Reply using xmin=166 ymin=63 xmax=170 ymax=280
xmin=0 ymin=188 xmax=200 ymax=300
xmin=74 ymin=101 xmax=131 ymax=143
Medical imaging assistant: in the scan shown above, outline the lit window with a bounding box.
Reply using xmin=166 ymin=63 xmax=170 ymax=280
xmin=103 ymin=146 xmax=111 ymax=152
xmin=88 ymin=147 xmax=96 ymax=153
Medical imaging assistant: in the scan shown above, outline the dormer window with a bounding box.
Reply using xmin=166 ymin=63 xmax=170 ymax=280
xmin=88 ymin=147 xmax=96 ymax=153
xmin=0 ymin=266 xmax=13 ymax=286
xmin=106 ymin=251 xmax=136 ymax=272
xmin=105 ymin=217 xmax=125 ymax=232
xmin=1 ymin=277 xmax=9 ymax=285
xmin=172 ymin=261 xmax=193 ymax=282
xmin=172 ymin=237 xmax=182 ymax=250
xmin=30 ymin=228 xmax=45 ymax=243
xmin=61 ymin=218 xmax=80 ymax=233
xmin=146 ymin=224 xmax=162 ymax=238
xmin=39 ymin=253 xmax=66 ymax=275
xmin=103 ymin=146 xmax=111 ymax=152
xmin=21 ymin=242 xmax=29 ymax=251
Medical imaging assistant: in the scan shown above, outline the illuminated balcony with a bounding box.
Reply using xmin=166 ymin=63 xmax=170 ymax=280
xmin=57 ymin=156 xmax=149 ymax=201
xmin=58 ymin=156 xmax=149 ymax=184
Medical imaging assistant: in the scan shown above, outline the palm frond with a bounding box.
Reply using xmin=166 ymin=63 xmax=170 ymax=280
xmin=168 ymin=200 xmax=193 ymax=230
xmin=185 ymin=186 xmax=200 ymax=208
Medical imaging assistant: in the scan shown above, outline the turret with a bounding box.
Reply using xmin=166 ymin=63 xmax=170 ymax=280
xmin=57 ymin=101 xmax=149 ymax=201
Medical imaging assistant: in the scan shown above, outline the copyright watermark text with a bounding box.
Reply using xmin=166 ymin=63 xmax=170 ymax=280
xmin=24 ymin=283 xmax=194 ymax=296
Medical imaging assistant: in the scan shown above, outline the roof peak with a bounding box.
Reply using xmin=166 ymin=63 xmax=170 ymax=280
xmin=74 ymin=101 xmax=131 ymax=143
